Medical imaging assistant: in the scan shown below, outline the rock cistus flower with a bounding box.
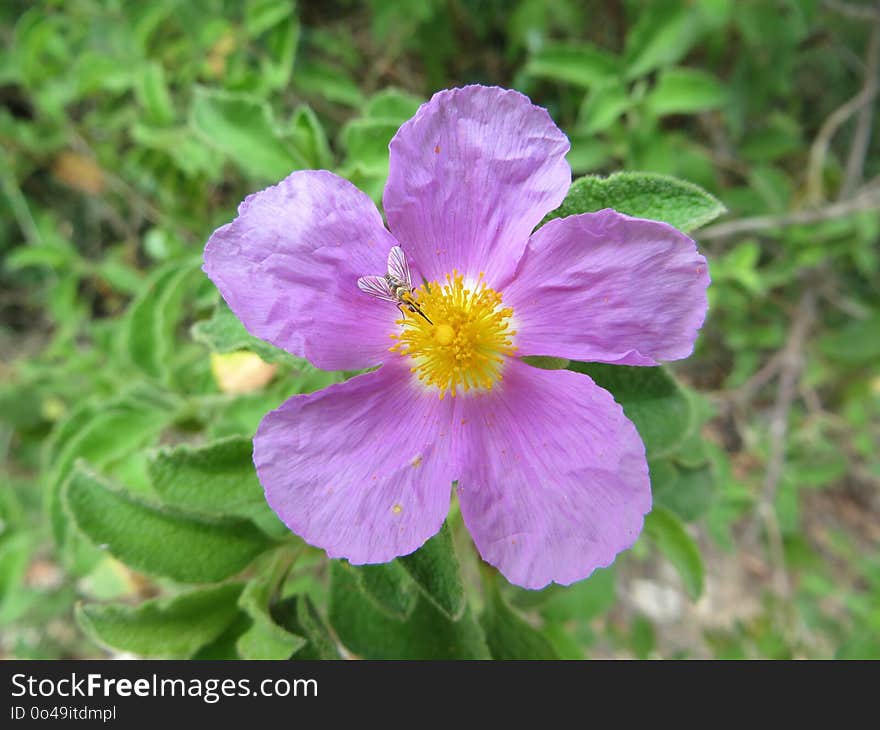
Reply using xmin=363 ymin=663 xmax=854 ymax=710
xmin=203 ymin=85 xmax=709 ymax=589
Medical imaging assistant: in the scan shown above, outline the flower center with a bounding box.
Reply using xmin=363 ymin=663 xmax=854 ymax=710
xmin=390 ymin=271 xmax=516 ymax=399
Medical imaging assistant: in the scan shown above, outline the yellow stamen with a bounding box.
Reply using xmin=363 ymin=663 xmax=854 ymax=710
xmin=389 ymin=270 xmax=516 ymax=399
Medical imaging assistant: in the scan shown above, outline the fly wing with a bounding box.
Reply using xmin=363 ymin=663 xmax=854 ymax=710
xmin=357 ymin=275 xmax=397 ymax=303
xmin=386 ymin=246 xmax=412 ymax=288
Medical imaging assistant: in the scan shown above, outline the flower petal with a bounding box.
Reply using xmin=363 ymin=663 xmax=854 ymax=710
xmin=203 ymin=170 xmax=401 ymax=371
xmin=457 ymin=360 xmax=650 ymax=589
xmin=504 ymin=209 xmax=710 ymax=365
xmin=384 ymin=86 xmax=571 ymax=287
xmin=254 ymin=360 xmax=461 ymax=564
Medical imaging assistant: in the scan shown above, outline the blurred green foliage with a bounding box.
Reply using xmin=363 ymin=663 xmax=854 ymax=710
xmin=1 ymin=0 xmax=879 ymax=659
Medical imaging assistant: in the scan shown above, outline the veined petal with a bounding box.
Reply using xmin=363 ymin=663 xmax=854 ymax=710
xmin=384 ymin=86 xmax=571 ymax=287
xmin=203 ymin=170 xmax=401 ymax=371
xmin=254 ymin=360 xmax=462 ymax=564
xmin=504 ymin=209 xmax=710 ymax=365
xmin=457 ymin=360 xmax=650 ymax=589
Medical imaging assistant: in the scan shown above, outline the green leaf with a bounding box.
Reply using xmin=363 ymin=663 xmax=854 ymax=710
xmin=525 ymin=42 xmax=620 ymax=88
xmin=630 ymin=615 xmax=656 ymax=659
xmin=236 ymin=566 xmax=307 ymax=660
xmin=520 ymin=356 xmax=570 ymax=370
xmin=273 ymin=595 xmax=341 ymax=659
xmin=673 ymin=428 xmax=713 ymax=470
xmin=123 ymin=258 xmax=201 ymax=382
xmin=73 ymin=50 xmax=134 ymax=94
xmin=328 ymin=562 xmax=489 ymax=659
xmin=245 ymin=0 xmax=293 ymax=36
xmin=820 ymin=314 xmax=880 ymax=365
xmin=579 ymin=83 xmax=632 ymax=134
xmin=286 ymin=105 xmax=332 ymax=169
xmin=481 ymin=581 xmax=557 ymax=660
xmin=351 ymin=562 xmax=418 ymax=620
xmin=135 ymin=61 xmax=174 ymax=125
xmin=5 ymin=240 xmax=79 ymax=271
xmin=711 ymin=240 xmax=764 ymax=294
xmin=191 ymin=300 xmax=298 ymax=366
xmin=44 ymin=390 xmax=176 ymax=547
xmin=191 ymin=612 xmax=252 ymax=660
xmin=651 ymin=458 xmax=717 ymax=522
xmin=260 ymin=17 xmax=300 ymax=91
xmin=513 ymin=567 xmax=616 ymax=623
xmin=98 ymin=256 xmax=144 ymax=295
xmin=131 ymin=123 xmax=220 ymax=177
xmin=64 ymin=463 xmax=271 ymax=583
xmin=568 ymin=363 xmax=694 ymax=459
xmin=0 ymin=532 xmax=37 ymax=625
xmin=625 ymin=4 xmax=702 ymax=79
xmin=190 ymin=87 xmax=305 ymax=180
xmin=647 ymin=67 xmax=727 ymax=116
xmin=541 ymin=621 xmax=587 ymax=659
xmin=644 ymin=506 xmax=704 ymax=600
xmin=567 ymin=133 xmax=612 ymax=174
xmin=398 ymin=522 xmax=466 ymax=620
xmin=341 ymin=117 xmax=398 ymax=174
xmin=364 ymin=88 xmax=422 ymax=121
xmin=295 ymin=61 xmax=365 ymax=107
xmin=76 ymin=583 xmax=244 ymax=658
xmin=148 ymin=435 xmax=265 ymax=520
xmin=545 ymin=172 xmax=726 ymax=233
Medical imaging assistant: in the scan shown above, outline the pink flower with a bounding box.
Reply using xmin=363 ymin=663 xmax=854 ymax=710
xmin=203 ymin=86 xmax=709 ymax=589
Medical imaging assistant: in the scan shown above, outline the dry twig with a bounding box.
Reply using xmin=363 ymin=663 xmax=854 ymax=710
xmin=806 ymin=91 xmax=879 ymax=204
xmin=841 ymin=23 xmax=880 ymax=199
xmin=698 ymin=187 xmax=880 ymax=240
xmin=823 ymin=0 xmax=880 ymax=22
xmin=755 ymin=288 xmax=817 ymax=599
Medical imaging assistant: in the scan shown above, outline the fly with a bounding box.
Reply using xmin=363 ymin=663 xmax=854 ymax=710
xmin=357 ymin=246 xmax=433 ymax=324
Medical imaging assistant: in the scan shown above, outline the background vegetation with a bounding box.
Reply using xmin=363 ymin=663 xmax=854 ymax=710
xmin=2 ymin=0 xmax=878 ymax=659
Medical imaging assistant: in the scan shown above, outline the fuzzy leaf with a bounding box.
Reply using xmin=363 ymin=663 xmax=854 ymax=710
xmin=123 ymin=258 xmax=201 ymax=382
xmin=76 ymin=583 xmax=244 ymax=658
xmin=236 ymin=569 xmax=307 ymax=660
xmin=64 ymin=463 xmax=271 ymax=583
xmin=44 ymin=390 xmax=175 ymax=547
xmin=546 ymin=172 xmax=726 ymax=233
xmin=191 ymin=613 xmax=252 ymax=660
xmin=329 ymin=562 xmax=489 ymax=659
xmin=399 ymin=522 xmax=466 ymax=620
xmin=273 ymin=595 xmax=341 ymax=660
xmin=148 ymin=435 xmax=266 ymax=520
xmin=351 ymin=562 xmax=418 ymax=620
